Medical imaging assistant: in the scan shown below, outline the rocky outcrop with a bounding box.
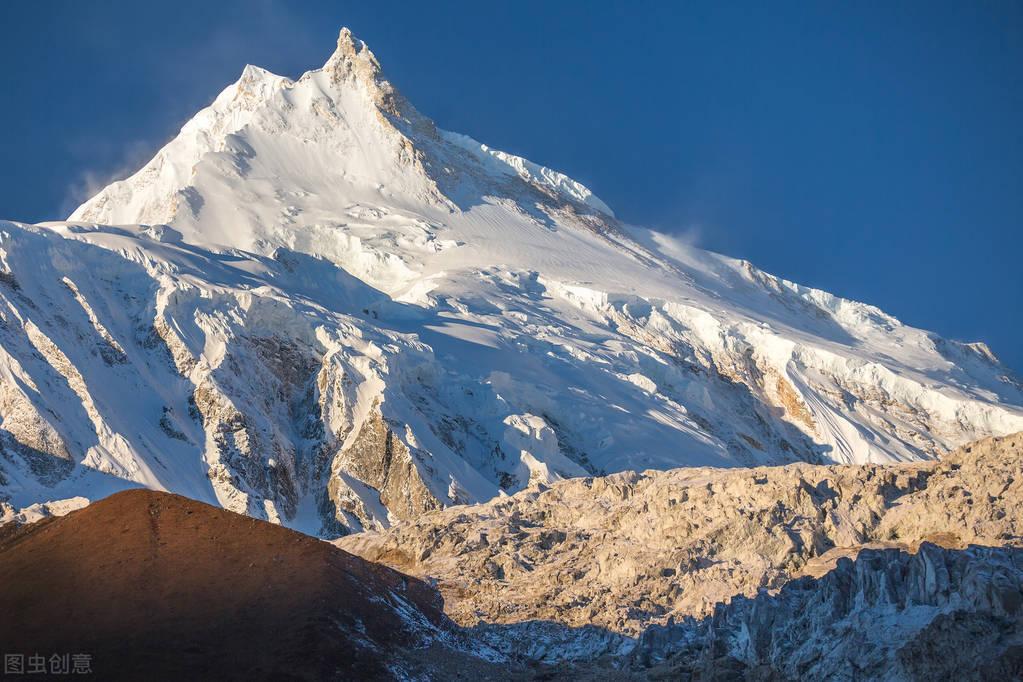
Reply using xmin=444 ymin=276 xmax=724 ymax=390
xmin=338 ymin=432 xmax=1023 ymax=636
xmin=327 ymin=408 xmax=443 ymax=529
xmin=632 ymin=544 xmax=1023 ymax=681
xmin=188 ymin=335 xmax=325 ymax=522
xmin=0 ymin=371 xmax=74 ymax=486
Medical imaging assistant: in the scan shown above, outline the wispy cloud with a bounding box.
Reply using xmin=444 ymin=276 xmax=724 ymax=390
xmin=60 ymin=138 xmax=162 ymax=218
xmin=155 ymin=0 xmax=318 ymax=105
xmin=672 ymin=223 xmax=704 ymax=247
xmin=58 ymin=0 xmax=321 ymax=219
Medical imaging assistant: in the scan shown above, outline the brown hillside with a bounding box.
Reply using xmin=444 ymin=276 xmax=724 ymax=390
xmin=0 ymin=490 xmax=458 ymax=681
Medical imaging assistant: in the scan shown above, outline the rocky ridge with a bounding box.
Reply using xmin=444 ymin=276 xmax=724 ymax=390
xmin=338 ymin=432 xmax=1023 ymax=637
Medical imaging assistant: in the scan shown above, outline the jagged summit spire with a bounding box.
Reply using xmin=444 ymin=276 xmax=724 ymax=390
xmin=336 ymin=26 xmax=364 ymax=54
xmin=323 ymin=27 xmax=385 ymax=84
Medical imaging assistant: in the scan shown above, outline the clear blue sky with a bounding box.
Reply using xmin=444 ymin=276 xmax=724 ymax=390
xmin=2 ymin=1 xmax=1021 ymax=371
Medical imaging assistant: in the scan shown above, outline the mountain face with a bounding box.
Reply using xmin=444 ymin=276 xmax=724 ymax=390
xmin=1 ymin=28 xmax=1022 ymax=535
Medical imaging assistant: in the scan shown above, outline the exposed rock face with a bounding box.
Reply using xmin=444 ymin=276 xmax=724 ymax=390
xmin=632 ymin=544 xmax=1023 ymax=681
xmin=328 ymin=408 xmax=443 ymax=528
xmin=338 ymin=432 xmax=1023 ymax=636
xmin=0 ymin=372 xmax=73 ymax=485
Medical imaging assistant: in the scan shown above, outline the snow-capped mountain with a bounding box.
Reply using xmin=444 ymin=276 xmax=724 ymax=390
xmin=1 ymin=28 xmax=1021 ymax=534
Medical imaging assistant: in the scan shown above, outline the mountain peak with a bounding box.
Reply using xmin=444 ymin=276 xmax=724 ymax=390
xmin=67 ymin=26 xmax=621 ymax=238
xmin=323 ymin=26 xmax=385 ymax=86
xmin=336 ymin=26 xmax=364 ymax=55
xmin=10 ymin=23 xmax=1023 ymax=543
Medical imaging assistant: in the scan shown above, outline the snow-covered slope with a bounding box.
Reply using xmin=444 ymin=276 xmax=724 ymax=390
xmin=2 ymin=28 xmax=1021 ymax=534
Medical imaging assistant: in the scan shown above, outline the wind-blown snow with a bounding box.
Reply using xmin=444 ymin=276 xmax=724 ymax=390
xmin=1 ymin=28 xmax=1021 ymax=533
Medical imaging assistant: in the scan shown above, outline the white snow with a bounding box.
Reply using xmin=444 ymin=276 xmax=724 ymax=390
xmin=1 ymin=28 xmax=1020 ymax=532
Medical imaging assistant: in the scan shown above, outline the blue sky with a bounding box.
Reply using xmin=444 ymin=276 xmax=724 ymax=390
xmin=2 ymin=1 xmax=1021 ymax=371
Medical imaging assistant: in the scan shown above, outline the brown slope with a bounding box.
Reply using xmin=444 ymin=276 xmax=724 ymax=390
xmin=0 ymin=489 xmax=478 ymax=681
